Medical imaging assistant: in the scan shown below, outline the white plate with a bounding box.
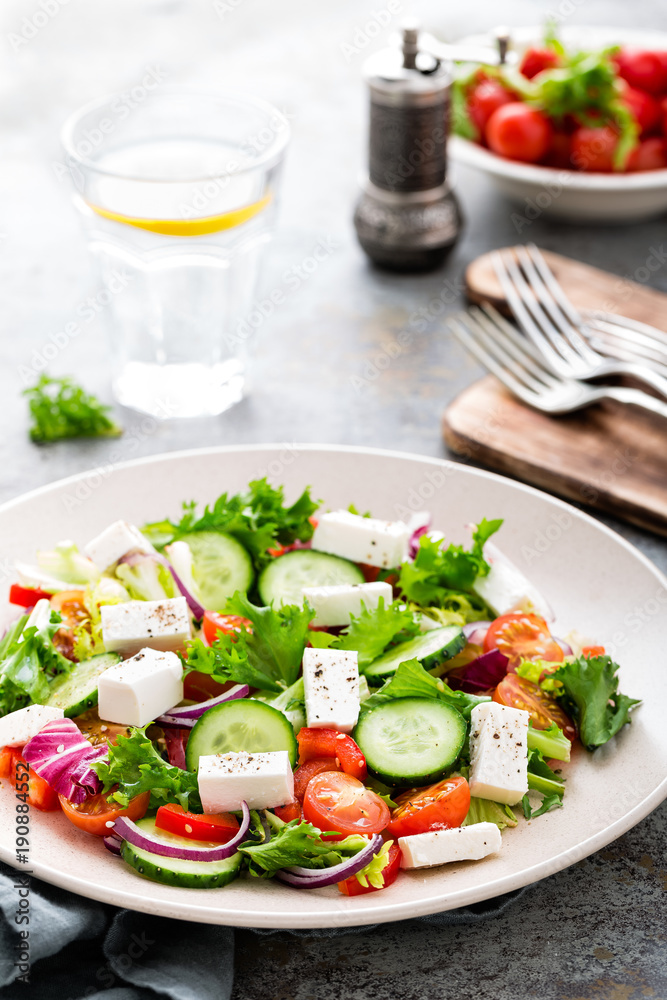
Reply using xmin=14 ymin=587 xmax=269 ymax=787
xmin=450 ymin=26 xmax=667 ymax=222
xmin=0 ymin=445 xmax=665 ymax=928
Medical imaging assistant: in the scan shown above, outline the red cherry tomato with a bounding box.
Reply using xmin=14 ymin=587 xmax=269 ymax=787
xmin=494 ymin=674 xmax=576 ymax=742
xmin=627 ymin=137 xmax=667 ymax=171
xmin=386 ymin=776 xmax=471 ymax=839
xmin=581 ymin=645 xmax=606 ymax=658
xmin=60 ymin=791 xmax=150 ymax=837
xmin=0 ymin=746 xmax=13 ymax=779
xmin=486 ymin=103 xmax=553 ymax=163
xmin=519 ymin=47 xmax=561 ymax=80
xmin=570 ymin=125 xmax=623 ymax=172
xmin=302 ymin=771 xmax=390 ymax=837
xmin=614 ymin=48 xmax=667 ymax=96
xmin=545 ymin=131 xmax=573 ymax=168
xmin=293 ymin=756 xmax=342 ymax=801
xmin=201 ymin=611 xmax=252 ymax=646
xmin=483 ymin=612 xmax=564 ymax=672
xmin=274 ymin=800 xmax=302 ymax=823
xmin=621 ymin=86 xmax=662 ymax=135
xmin=297 ymin=728 xmax=367 ymax=781
xmin=467 ymin=80 xmax=515 ymax=140
xmin=337 ymin=841 xmax=402 ymax=896
xmin=9 ymin=584 xmax=53 ymax=607
xmin=155 ymin=803 xmax=239 ymax=842
xmin=8 ymin=752 xmax=60 ymax=811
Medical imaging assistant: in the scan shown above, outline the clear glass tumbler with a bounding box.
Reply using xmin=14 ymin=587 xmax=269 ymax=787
xmin=61 ymin=91 xmax=290 ymax=418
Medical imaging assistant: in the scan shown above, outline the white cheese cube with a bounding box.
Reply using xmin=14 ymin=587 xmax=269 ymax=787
xmin=198 ymin=751 xmax=294 ymax=812
xmin=97 ymin=647 xmax=183 ymax=727
xmin=302 ymin=581 xmax=393 ymax=627
xmin=473 ymin=542 xmax=553 ymax=621
xmin=311 ymin=510 xmax=411 ymax=569
xmin=101 ymin=596 xmax=191 ymax=657
xmin=302 ymin=648 xmax=360 ymax=733
xmin=84 ymin=520 xmax=155 ymax=572
xmin=469 ymin=702 xmax=529 ymax=806
xmin=398 ymin=823 xmax=502 ymax=869
xmin=0 ymin=704 xmax=65 ymax=748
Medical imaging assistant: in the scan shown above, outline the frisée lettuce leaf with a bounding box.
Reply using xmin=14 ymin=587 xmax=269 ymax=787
xmin=93 ymin=728 xmax=201 ymax=812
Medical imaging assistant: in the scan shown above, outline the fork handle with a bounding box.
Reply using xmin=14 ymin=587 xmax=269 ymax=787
xmin=604 ymin=386 xmax=667 ymax=420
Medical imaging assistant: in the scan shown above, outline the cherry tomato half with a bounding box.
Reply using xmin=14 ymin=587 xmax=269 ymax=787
xmin=494 ymin=674 xmax=576 ymax=742
xmin=201 ymin=611 xmax=252 ymax=647
xmin=274 ymin=800 xmax=302 ymax=823
xmin=303 ymin=772 xmax=390 ymax=837
xmin=297 ymin=728 xmax=367 ymax=781
xmin=9 ymin=752 xmax=60 ymax=811
xmin=484 ymin=612 xmax=564 ymax=672
xmin=293 ymin=756 xmax=342 ymax=801
xmin=486 ymin=103 xmax=553 ymax=163
xmin=155 ymin=803 xmax=239 ymax=842
xmin=581 ymin=645 xmax=606 ymax=658
xmin=386 ymin=776 xmax=470 ymax=839
xmin=338 ymin=841 xmax=402 ymax=896
xmin=59 ymin=791 xmax=150 ymax=837
xmin=9 ymin=584 xmax=53 ymax=607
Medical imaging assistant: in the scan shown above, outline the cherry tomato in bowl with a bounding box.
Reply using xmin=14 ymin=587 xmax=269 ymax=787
xmin=519 ymin=46 xmax=561 ymax=80
xmin=486 ymin=103 xmax=553 ymax=163
xmin=483 ymin=612 xmax=564 ymax=672
xmin=614 ymin=48 xmax=667 ymax=96
xmin=467 ymin=79 xmax=515 ymax=139
xmin=302 ymin=771 xmax=390 ymax=837
xmin=386 ymin=776 xmax=470 ymax=839
xmin=59 ymin=791 xmax=150 ymax=836
xmin=494 ymin=674 xmax=576 ymax=742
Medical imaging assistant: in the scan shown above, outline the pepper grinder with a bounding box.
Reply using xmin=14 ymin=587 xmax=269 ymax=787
xmin=353 ymin=24 xmax=463 ymax=272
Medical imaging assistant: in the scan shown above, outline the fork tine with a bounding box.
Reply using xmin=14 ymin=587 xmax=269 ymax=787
xmin=516 ymin=245 xmax=595 ymax=360
xmin=473 ymin=305 xmax=562 ymax=387
xmin=492 ymin=250 xmax=575 ymax=370
xmin=449 ymin=314 xmax=539 ymax=405
xmin=465 ymin=308 xmax=554 ymax=393
xmin=525 ymin=244 xmax=583 ymax=327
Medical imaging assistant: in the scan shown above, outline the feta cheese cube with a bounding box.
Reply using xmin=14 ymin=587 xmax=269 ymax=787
xmin=0 ymin=704 xmax=65 ymax=747
xmin=469 ymin=702 xmax=529 ymax=806
xmin=84 ymin=520 xmax=154 ymax=572
xmin=399 ymin=823 xmax=502 ymax=869
xmin=302 ymin=581 xmax=393 ymax=627
xmin=473 ymin=542 xmax=553 ymax=621
xmin=97 ymin=647 xmax=183 ymax=727
xmin=101 ymin=596 xmax=191 ymax=657
xmin=302 ymin=648 xmax=360 ymax=733
xmin=198 ymin=751 xmax=294 ymax=812
xmin=311 ymin=511 xmax=411 ymax=569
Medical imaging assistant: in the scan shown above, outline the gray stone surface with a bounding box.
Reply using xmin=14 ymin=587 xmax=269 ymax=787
xmin=0 ymin=0 xmax=665 ymax=996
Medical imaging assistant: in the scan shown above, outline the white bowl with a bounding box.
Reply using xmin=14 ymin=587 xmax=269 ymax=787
xmin=449 ymin=26 xmax=667 ymax=223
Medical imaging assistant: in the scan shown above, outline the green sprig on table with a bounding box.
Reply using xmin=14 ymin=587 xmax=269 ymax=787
xmin=23 ymin=374 xmax=122 ymax=443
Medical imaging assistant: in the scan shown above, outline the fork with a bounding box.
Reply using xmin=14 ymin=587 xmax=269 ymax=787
xmin=449 ymin=304 xmax=667 ymax=419
xmin=493 ymin=245 xmax=667 ymax=401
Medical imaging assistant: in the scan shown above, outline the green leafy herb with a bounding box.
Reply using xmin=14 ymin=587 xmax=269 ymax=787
xmin=550 ymin=655 xmax=640 ymax=750
xmin=24 ymin=375 xmax=122 ymax=444
xmin=143 ymin=478 xmax=318 ymax=570
xmin=240 ymin=816 xmax=368 ymax=878
xmin=521 ymin=791 xmax=563 ymax=820
xmin=360 ymin=658 xmax=491 ymax=721
xmin=397 ymin=519 xmax=502 ymax=614
xmin=0 ymin=610 xmax=73 ymax=717
xmin=309 ymin=598 xmax=420 ymax=669
xmin=526 ymin=721 xmax=571 ymax=762
xmin=184 ymin=592 xmax=313 ymax=693
xmin=93 ymin=728 xmax=201 ymax=811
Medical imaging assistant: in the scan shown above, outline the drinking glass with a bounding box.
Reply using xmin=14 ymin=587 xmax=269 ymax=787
xmin=61 ymin=91 xmax=290 ymax=417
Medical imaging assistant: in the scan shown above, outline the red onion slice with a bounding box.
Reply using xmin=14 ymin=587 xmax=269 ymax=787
xmin=463 ymin=620 xmax=491 ymax=646
xmin=555 ymin=637 xmax=573 ymax=656
xmin=103 ymin=833 xmax=123 ymax=856
xmin=112 ymin=801 xmax=250 ymax=861
xmin=156 ymin=714 xmax=196 ymax=729
xmin=274 ymin=833 xmax=384 ymax=889
xmin=163 ymin=728 xmax=189 ymax=769
xmin=160 ymin=685 xmax=250 ymax=724
xmin=447 ymin=648 xmax=509 ymax=694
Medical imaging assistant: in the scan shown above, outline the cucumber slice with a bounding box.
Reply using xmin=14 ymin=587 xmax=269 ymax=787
xmin=185 ymin=698 xmax=298 ymax=772
xmin=354 ymin=697 xmax=466 ymax=786
xmin=120 ymin=818 xmax=242 ymax=889
xmin=178 ymin=531 xmax=253 ymax=611
xmin=45 ymin=653 xmax=121 ymax=717
xmin=258 ymin=549 xmax=364 ymax=606
xmin=363 ymin=626 xmax=465 ymax=681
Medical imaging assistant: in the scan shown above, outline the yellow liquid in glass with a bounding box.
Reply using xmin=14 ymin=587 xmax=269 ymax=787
xmin=86 ymin=192 xmax=272 ymax=236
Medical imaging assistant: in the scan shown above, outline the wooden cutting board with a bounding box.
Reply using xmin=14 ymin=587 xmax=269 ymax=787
xmin=442 ymin=249 xmax=667 ymax=536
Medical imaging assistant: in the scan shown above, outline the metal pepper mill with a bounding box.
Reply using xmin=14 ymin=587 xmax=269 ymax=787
xmin=354 ymin=25 xmax=463 ymax=272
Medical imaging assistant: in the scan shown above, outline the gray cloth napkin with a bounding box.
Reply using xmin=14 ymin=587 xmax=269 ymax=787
xmin=0 ymin=862 xmax=526 ymax=999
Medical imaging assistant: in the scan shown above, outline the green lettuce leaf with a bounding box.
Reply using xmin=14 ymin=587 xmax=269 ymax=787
xmin=550 ymin=655 xmax=641 ymax=750
xmin=0 ymin=610 xmax=73 ymax=717
xmin=143 ymin=478 xmax=318 ymax=570
xmin=397 ymin=519 xmax=502 ymax=612
xmin=240 ymin=816 xmax=368 ymax=878
xmin=309 ymin=598 xmax=420 ymax=669
xmin=527 ymin=721 xmax=571 ymax=762
xmin=527 ymin=748 xmax=565 ymax=798
xmin=360 ymin=658 xmax=491 ymax=721
xmin=463 ymin=797 xmax=517 ymax=830
xmin=93 ymin=728 xmax=201 ymax=811
xmin=521 ymin=792 xmax=563 ymax=820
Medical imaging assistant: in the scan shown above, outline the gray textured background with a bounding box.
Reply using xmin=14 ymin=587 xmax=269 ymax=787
xmin=1 ymin=0 xmax=665 ymax=997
